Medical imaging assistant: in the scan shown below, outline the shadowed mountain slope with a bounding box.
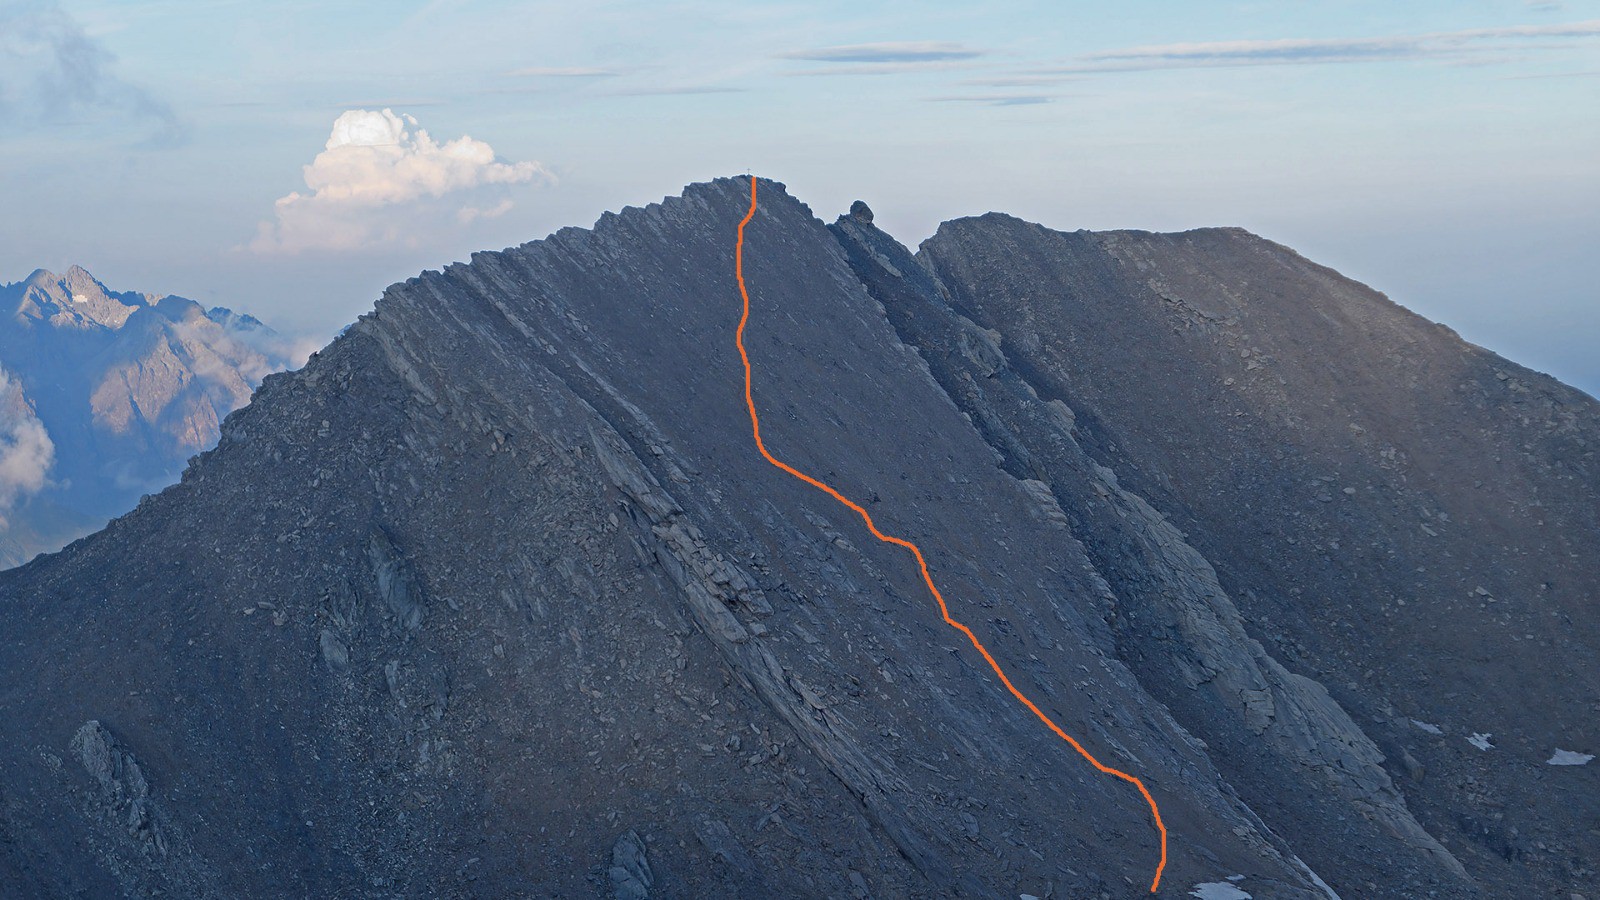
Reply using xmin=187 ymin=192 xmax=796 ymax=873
xmin=912 ymin=214 xmax=1599 ymax=898
xmin=0 ymin=178 xmax=1593 ymax=899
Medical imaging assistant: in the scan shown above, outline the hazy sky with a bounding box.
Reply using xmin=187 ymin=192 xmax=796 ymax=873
xmin=3 ymin=0 xmax=1597 ymax=394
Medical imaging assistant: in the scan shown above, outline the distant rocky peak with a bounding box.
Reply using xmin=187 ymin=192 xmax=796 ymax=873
xmin=152 ymin=294 xmax=205 ymax=323
xmin=204 ymin=306 xmax=269 ymax=333
xmin=12 ymin=265 xmax=144 ymax=331
xmin=61 ymin=264 xmax=102 ymax=292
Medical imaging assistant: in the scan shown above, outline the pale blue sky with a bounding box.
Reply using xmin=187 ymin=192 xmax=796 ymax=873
xmin=3 ymin=0 xmax=1597 ymax=393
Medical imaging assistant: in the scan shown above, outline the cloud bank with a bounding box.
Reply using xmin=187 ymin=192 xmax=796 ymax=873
xmin=1042 ymin=19 xmax=1600 ymax=73
xmin=0 ymin=369 xmax=54 ymax=525
xmin=781 ymin=41 xmax=984 ymax=63
xmin=778 ymin=41 xmax=986 ymax=75
xmin=930 ymin=93 xmax=1053 ymax=107
xmin=249 ymin=108 xmax=546 ymax=254
xmin=178 ymin=310 xmax=321 ymax=387
xmin=503 ymin=66 xmax=617 ymax=77
xmin=0 ymin=0 xmax=182 ymax=144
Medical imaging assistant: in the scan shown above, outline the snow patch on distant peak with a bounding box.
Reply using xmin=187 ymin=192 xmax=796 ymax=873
xmin=1467 ymin=733 xmax=1494 ymax=751
xmin=1547 ymin=749 xmax=1593 ymax=765
xmin=71 ymin=293 xmax=90 ymax=304
xmin=1411 ymin=718 xmax=1444 ymax=735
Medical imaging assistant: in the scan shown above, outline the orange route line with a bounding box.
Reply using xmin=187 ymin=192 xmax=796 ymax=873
xmin=733 ymin=175 xmax=1168 ymax=893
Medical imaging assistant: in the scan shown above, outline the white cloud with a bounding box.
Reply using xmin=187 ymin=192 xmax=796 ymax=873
xmin=457 ymin=198 xmax=514 ymax=224
xmin=0 ymin=369 xmax=55 ymax=525
xmin=248 ymin=108 xmax=546 ymax=254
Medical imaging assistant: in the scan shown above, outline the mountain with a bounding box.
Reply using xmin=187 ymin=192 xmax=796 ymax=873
xmin=0 ymin=178 xmax=1594 ymax=899
xmin=0 ymin=266 xmax=305 ymax=568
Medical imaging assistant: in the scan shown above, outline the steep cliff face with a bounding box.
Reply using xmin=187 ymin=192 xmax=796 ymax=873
xmin=0 ymin=267 xmax=303 ymax=567
xmin=0 ymin=178 xmax=1592 ymax=899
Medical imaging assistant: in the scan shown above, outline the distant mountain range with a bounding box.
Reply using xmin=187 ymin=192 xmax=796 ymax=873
xmin=0 ymin=266 xmax=305 ymax=567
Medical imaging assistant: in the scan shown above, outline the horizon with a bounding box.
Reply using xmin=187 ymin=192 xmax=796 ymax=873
xmin=9 ymin=172 xmax=1599 ymax=405
xmin=2 ymin=0 xmax=1597 ymax=394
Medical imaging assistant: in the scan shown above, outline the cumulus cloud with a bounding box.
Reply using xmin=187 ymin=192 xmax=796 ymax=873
xmin=249 ymin=108 xmax=546 ymax=254
xmin=0 ymin=368 xmax=55 ymax=525
xmin=0 ymin=0 xmax=183 ymax=144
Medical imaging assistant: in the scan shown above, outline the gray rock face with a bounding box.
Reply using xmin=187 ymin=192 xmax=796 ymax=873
xmin=833 ymin=212 xmax=1473 ymax=893
xmin=610 ymin=830 xmax=653 ymax=899
xmin=55 ymin=721 xmax=214 ymax=896
xmin=0 ymin=266 xmax=303 ymax=568
xmin=70 ymin=721 xmax=158 ymax=848
xmin=366 ymin=527 xmax=425 ymax=631
xmin=915 ymin=215 xmax=1600 ymax=899
xmin=0 ymin=178 xmax=1593 ymax=899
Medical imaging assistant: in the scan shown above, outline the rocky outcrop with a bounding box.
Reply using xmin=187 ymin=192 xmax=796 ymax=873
xmin=609 ymin=830 xmax=654 ymax=899
xmin=53 ymin=721 xmax=215 ymax=897
xmin=70 ymin=722 xmax=162 ymax=854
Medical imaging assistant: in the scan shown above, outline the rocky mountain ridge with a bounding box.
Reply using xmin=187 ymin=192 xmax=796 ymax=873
xmin=0 ymin=177 xmax=1593 ymax=898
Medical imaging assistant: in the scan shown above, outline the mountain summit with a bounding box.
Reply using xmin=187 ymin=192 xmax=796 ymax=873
xmin=11 ymin=265 xmax=145 ymax=331
xmin=0 ymin=178 xmax=1594 ymax=899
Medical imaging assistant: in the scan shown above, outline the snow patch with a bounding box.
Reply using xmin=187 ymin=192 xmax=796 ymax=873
xmin=1302 ymin=867 xmax=1342 ymax=900
xmin=1410 ymin=718 xmax=1443 ymax=735
xmin=1467 ymin=732 xmax=1494 ymax=751
xmin=1547 ymin=749 xmax=1594 ymax=766
xmin=71 ymin=293 xmax=89 ymax=304
xmin=1190 ymin=883 xmax=1252 ymax=899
